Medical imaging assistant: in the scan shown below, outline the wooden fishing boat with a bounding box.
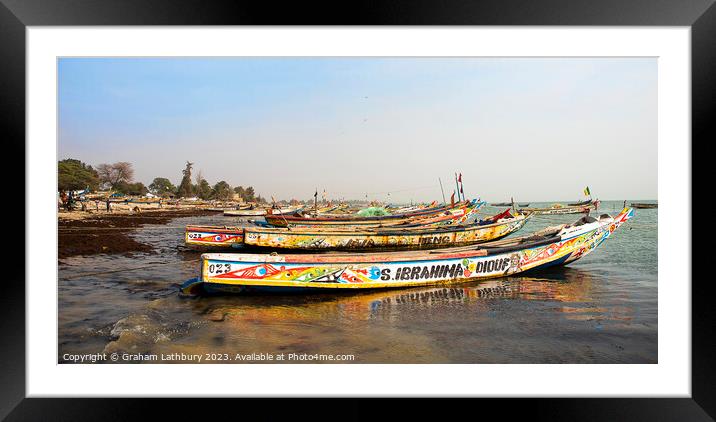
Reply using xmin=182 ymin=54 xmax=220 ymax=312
xmin=264 ymin=201 xmax=468 ymax=227
xmin=243 ymin=210 xmax=530 ymax=251
xmin=270 ymin=200 xmax=483 ymax=229
xmin=568 ymin=199 xmax=594 ymax=206
xmin=490 ymin=202 xmax=529 ymax=207
xmin=268 ymin=206 xmax=304 ymax=215
xmin=224 ymin=208 xmax=267 ymax=216
xmin=185 ymin=201 xmax=484 ymax=250
xmin=630 ymin=202 xmax=657 ymax=209
xmin=185 ymin=225 xmax=244 ymax=249
xmin=519 ymin=200 xmax=600 ymax=215
xmin=180 ymin=208 xmax=634 ymax=295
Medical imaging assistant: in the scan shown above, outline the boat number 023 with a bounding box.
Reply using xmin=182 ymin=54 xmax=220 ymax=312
xmin=207 ymin=263 xmax=232 ymax=275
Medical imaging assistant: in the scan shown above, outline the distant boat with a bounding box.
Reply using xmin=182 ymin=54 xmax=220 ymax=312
xmin=224 ymin=209 xmax=267 ymax=217
xmin=490 ymin=202 xmax=529 ymax=207
xmin=630 ymin=202 xmax=657 ymax=209
xmin=185 ymin=225 xmax=244 ymax=249
xmin=519 ymin=200 xmax=601 ymax=215
xmin=568 ymin=199 xmax=594 ymax=206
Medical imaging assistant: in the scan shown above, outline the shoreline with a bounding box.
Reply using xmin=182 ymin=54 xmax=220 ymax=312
xmin=58 ymin=208 xmax=220 ymax=259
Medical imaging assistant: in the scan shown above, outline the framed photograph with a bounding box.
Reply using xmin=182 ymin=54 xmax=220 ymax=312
xmin=2 ymin=0 xmax=710 ymax=419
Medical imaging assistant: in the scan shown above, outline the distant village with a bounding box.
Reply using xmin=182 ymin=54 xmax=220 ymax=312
xmin=58 ymin=158 xmax=375 ymax=214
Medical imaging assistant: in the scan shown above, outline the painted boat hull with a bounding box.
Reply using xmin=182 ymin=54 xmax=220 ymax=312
xmin=243 ymin=213 xmax=528 ymax=251
xmin=185 ymin=226 xmax=244 ymax=249
xmin=180 ymin=208 xmax=634 ymax=295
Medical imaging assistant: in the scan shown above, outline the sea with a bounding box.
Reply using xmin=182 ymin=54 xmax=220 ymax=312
xmin=58 ymin=200 xmax=657 ymax=364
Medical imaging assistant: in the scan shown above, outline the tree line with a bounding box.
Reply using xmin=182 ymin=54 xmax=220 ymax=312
xmin=58 ymin=159 xmax=264 ymax=202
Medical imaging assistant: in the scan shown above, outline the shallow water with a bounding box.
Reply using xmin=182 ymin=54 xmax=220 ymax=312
xmin=58 ymin=200 xmax=657 ymax=363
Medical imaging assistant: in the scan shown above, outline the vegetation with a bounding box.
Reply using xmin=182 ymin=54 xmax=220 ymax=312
xmin=212 ymin=181 xmax=233 ymax=201
xmin=58 ymin=159 xmax=100 ymax=192
xmin=97 ymin=162 xmax=134 ymax=190
xmin=58 ymin=158 xmax=265 ymax=202
xmin=148 ymin=177 xmax=176 ymax=197
xmin=115 ymin=181 xmax=148 ymax=195
xmin=176 ymin=161 xmax=194 ymax=198
xmin=234 ymin=185 xmax=256 ymax=202
xmin=195 ymin=178 xmax=212 ymax=200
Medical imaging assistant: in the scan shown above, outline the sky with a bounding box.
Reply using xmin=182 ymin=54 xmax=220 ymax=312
xmin=58 ymin=57 xmax=657 ymax=203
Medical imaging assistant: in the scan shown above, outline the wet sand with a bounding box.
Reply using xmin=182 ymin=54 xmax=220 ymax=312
xmin=58 ymin=209 xmax=220 ymax=259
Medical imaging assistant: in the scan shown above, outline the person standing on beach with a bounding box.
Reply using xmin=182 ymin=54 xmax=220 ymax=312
xmin=59 ymin=191 xmax=66 ymax=210
xmin=106 ymin=197 xmax=112 ymax=213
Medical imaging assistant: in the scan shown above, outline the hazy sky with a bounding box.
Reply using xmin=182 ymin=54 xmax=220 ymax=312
xmin=58 ymin=57 xmax=657 ymax=202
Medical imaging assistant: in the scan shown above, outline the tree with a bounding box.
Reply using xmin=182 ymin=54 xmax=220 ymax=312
xmin=116 ymin=181 xmax=148 ymax=195
xmin=97 ymin=162 xmax=134 ymax=190
xmin=212 ymin=181 xmax=233 ymax=201
xmin=58 ymin=159 xmax=100 ymax=192
xmin=176 ymin=161 xmax=194 ymax=198
xmin=243 ymin=186 xmax=256 ymax=202
xmin=234 ymin=186 xmax=245 ymax=199
xmin=196 ymin=178 xmax=212 ymax=200
xmin=148 ymin=177 xmax=176 ymax=197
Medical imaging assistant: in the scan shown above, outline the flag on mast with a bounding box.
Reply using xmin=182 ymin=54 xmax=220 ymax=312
xmin=458 ymin=173 xmax=464 ymax=201
xmin=584 ymin=186 xmax=591 ymax=197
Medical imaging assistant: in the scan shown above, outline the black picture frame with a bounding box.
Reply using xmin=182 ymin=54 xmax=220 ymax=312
xmin=1 ymin=0 xmax=710 ymax=419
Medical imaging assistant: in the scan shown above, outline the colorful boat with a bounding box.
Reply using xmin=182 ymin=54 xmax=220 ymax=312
xmin=184 ymin=201 xmax=484 ymax=250
xmin=185 ymin=225 xmax=245 ymax=249
xmin=519 ymin=200 xmax=600 ymax=215
xmin=180 ymin=208 xmax=633 ymax=295
xmin=264 ymin=201 xmax=469 ymax=227
xmin=242 ymin=208 xmax=528 ymax=251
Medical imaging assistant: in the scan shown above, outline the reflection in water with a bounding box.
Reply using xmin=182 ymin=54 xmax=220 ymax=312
xmin=59 ymin=202 xmax=657 ymax=364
